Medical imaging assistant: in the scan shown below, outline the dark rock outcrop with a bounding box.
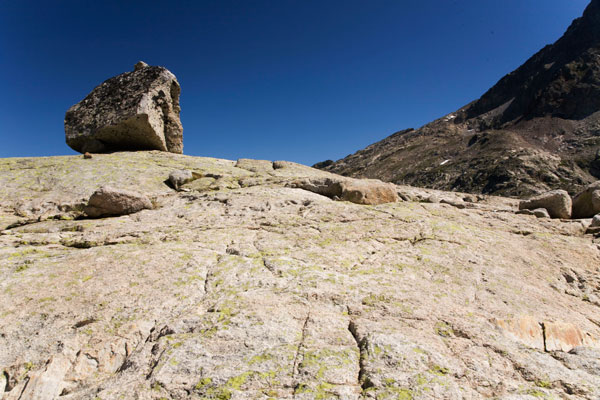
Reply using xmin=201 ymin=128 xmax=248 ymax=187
xmin=65 ymin=62 xmax=183 ymax=154
xmin=319 ymin=1 xmax=600 ymax=197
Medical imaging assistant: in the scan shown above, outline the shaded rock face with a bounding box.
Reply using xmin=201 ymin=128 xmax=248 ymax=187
xmin=320 ymin=0 xmax=600 ymax=197
xmin=572 ymin=180 xmax=600 ymax=218
xmin=1 ymin=152 xmax=600 ymax=399
xmin=519 ymin=189 xmax=572 ymax=219
xmin=65 ymin=62 xmax=183 ymax=154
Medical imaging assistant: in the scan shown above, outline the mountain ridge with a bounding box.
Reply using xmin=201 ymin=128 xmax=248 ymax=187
xmin=319 ymin=0 xmax=600 ymax=197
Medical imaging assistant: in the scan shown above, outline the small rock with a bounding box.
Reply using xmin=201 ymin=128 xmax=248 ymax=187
xmin=572 ymin=181 xmax=600 ymax=218
xmin=519 ymin=189 xmax=572 ymax=219
xmin=586 ymin=215 xmax=600 ymax=235
xmin=84 ymin=186 xmax=153 ymax=218
xmin=169 ymin=169 xmax=200 ymax=190
xmin=516 ymin=209 xmax=536 ymax=216
xmin=272 ymin=160 xmax=292 ymax=170
xmin=340 ymin=180 xmax=399 ymax=205
xmin=397 ymin=192 xmax=412 ymax=202
xmin=83 ymin=152 xmax=92 ymax=159
xmin=440 ymin=199 xmax=467 ymax=209
xmin=426 ymin=195 xmax=440 ymax=203
xmin=235 ymin=159 xmax=273 ymax=173
xmin=533 ymin=208 xmax=550 ymax=218
xmin=134 ymin=61 xmax=149 ymax=71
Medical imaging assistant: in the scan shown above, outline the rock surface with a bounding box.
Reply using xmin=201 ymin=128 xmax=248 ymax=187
xmin=319 ymin=0 xmax=600 ymax=197
xmin=84 ymin=186 xmax=153 ymax=218
xmin=516 ymin=208 xmax=551 ymax=218
xmin=1 ymin=151 xmax=600 ymax=399
xmin=518 ymin=190 xmax=572 ymax=219
xmin=65 ymin=62 xmax=183 ymax=154
xmin=168 ymin=169 xmax=200 ymax=191
xmin=292 ymin=177 xmax=399 ymax=205
xmin=572 ymin=181 xmax=600 ymax=218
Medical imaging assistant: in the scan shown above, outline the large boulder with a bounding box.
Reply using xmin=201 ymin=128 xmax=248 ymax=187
xmin=292 ymin=177 xmax=398 ymax=205
xmin=65 ymin=61 xmax=183 ymax=154
xmin=518 ymin=189 xmax=572 ymax=219
xmin=84 ymin=186 xmax=153 ymax=218
xmin=572 ymin=181 xmax=600 ymax=219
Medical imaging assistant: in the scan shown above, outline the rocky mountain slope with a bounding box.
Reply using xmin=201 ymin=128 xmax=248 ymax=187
xmin=1 ymin=151 xmax=600 ymax=399
xmin=319 ymin=0 xmax=600 ymax=198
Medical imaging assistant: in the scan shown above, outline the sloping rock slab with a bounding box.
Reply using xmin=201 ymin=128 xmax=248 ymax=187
xmin=65 ymin=62 xmax=183 ymax=154
xmin=84 ymin=186 xmax=152 ymax=218
xmin=544 ymin=321 xmax=599 ymax=352
xmin=494 ymin=316 xmax=545 ymax=350
xmin=494 ymin=316 xmax=599 ymax=353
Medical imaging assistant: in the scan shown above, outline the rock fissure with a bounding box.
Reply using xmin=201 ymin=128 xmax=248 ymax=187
xmin=145 ymin=347 xmax=167 ymax=380
xmin=15 ymin=376 xmax=30 ymax=400
xmin=541 ymin=322 xmax=548 ymax=352
xmin=291 ymin=311 xmax=311 ymax=380
xmin=347 ymin=320 xmax=372 ymax=394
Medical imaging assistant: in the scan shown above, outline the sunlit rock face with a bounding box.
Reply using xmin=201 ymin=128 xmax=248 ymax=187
xmin=65 ymin=62 xmax=183 ymax=154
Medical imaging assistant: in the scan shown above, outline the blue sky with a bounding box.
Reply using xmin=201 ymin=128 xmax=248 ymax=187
xmin=0 ymin=0 xmax=590 ymax=165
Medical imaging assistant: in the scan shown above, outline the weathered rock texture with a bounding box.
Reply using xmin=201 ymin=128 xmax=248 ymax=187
xmin=291 ymin=177 xmax=399 ymax=205
xmin=1 ymin=151 xmax=600 ymax=399
xmin=320 ymin=0 xmax=600 ymax=198
xmin=168 ymin=169 xmax=200 ymax=191
xmin=65 ymin=62 xmax=183 ymax=154
xmin=572 ymin=180 xmax=600 ymax=218
xmin=84 ymin=186 xmax=153 ymax=218
xmin=518 ymin=189 xmax=572 ymax=219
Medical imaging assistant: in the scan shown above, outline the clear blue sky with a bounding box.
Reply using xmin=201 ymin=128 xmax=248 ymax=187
xmin=0 ymin=0 xmax=590 ymax=165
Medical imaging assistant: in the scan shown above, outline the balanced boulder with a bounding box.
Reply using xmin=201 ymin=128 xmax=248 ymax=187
xmin=518 ymin=190 xmax=572 ymax=219
xmin=572 ymin=181 xmax=600 ymax=219
xmin=65 ymin=62 xmax=183 ymax=154
xmin=84 ymin=186 xmax=153 ymax=218
xmin=293 ymin=177 xmax=398 ymax=205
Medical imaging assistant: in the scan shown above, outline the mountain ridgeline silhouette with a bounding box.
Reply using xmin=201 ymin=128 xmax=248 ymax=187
xmin=319 ymin=0 xmax=600 ymax=197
